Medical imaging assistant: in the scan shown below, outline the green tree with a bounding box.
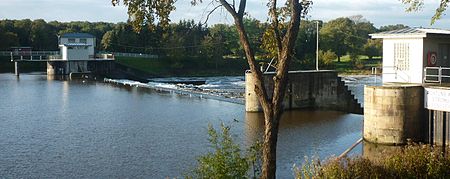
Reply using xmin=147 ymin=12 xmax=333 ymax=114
xmin=13 ymin=19 xmax=32 ymax=47
xmin=363 ymin=39 xmax=382 ymax=60
xmin=101 ymin=30 xmax=116 ymax=51
xmin=114 ymin=0 xmax=312 ymax=178
xmin=318 ymin=50 xmax=337 ymax=66
xmin=0 ymin=31 xmax=19 ymax=50
xmin=320 ymin=17 xmax=356 ymax=62
xmin=379 ymin=24 xmax=409 ymax=32
xmin=30 ymin=19 xmax=57 ymax=50
xmin=192 ymin=123 xmax=254 ymax=178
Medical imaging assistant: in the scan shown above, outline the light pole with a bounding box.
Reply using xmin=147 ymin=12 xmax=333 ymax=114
xmin=315 ymin=21 xmax=319 ymax=71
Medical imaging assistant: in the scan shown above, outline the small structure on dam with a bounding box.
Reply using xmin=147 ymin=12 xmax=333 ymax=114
xmin=11 ymin=33 xmax=114 ymax=76
xmin=245 ymin=70 xmax=363 ymax=114
xmin=365 ymin=27 xmax=450 ymax=145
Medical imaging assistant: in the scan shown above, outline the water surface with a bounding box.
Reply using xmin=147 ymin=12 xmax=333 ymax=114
xmin=0 ymin=73 xmax=364 ymax=178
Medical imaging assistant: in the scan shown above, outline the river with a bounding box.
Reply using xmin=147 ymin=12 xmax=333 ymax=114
xmin=0 ymin=73 xmax=379 ymax=178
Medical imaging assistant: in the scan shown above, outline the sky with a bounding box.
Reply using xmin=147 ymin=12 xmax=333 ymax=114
xmin=0 ymin=0 xmax=449 ymax=29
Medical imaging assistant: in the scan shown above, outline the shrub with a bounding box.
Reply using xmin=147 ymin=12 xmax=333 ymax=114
xmin=295 ymin=144 xmax=450 ymax=179
xmin=189 ymin=123 xmax=261 ymax=179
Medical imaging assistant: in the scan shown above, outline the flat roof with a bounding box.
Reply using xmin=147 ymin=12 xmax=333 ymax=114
xmin=370 ymin=27 xmax=450 ymax=39
xmin=60 ymin=33 xmax=95 ymax=38
xmin=60 ymin=43 xmax=92 ymax=47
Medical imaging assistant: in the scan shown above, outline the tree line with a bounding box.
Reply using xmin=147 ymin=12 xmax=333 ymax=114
xmin=0 ymin=17 xmax=407 ymax=65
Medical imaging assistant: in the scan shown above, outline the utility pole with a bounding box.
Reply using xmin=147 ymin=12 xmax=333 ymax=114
xmin=316 ymin=21 xmax=319 ymax=71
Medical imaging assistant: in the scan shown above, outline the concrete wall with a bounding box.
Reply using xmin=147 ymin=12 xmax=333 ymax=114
xmin=67 ymin=47 xmax=90 ymax=60
xmin=245 ymin=70 xmax=362 ymax=114
xmin=382 ymin=38 xmax=423 ymax=84
xmin=364 ymin=85 xmax=424 ymax=144
xmin=47 ymin=61 xmax=113 ymax=75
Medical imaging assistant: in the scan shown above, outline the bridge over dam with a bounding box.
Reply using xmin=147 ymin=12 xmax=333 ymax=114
xmin=9 ymin=51 xmax=114 ymax=77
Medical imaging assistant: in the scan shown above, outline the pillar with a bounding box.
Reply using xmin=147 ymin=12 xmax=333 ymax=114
xmin=14 ymin=62 xmax=19 ymax=76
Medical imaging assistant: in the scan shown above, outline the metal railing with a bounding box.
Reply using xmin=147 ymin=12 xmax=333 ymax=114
xmin=380 ymin=66 xmax=412 ymax=83
xmin=106 ymin=52 xmax=158 ymax=59
xmin=424 ymin=67 xmax=450 ymax=84
xmin=0 ymin=51 xmax=59 ymax=56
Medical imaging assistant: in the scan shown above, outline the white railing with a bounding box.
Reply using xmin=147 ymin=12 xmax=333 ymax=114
xmin=110 ymin=52 xmax=158 ymax=59
xmin=2 ymin=51 xmax=59 ymax=56
xmin=380 ymin=66 xmax=412 ymax=83
xmin=424 ymin=67 xmax=450 ymax=84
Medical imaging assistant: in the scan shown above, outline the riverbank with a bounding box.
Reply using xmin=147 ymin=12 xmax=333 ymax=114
xmin=115 ymin=55 xmax=381 ymax=77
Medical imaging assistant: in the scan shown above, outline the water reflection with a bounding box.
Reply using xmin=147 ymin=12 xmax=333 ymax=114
xmin=1 ymin=73 xmax=367 ymax=178
xmin=245 ymin=110 xmax=363 ymax=177
xmin=362 ymin=141 xmax=402 ymax=164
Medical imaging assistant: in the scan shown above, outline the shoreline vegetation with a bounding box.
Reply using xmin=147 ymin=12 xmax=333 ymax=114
xmin=113 ymin=55 xmax=381 ymax=77
xmin=296 ymin=143 xmax=450 ymax=178
xmin=0 ymin=55 xmax=380 ymax=77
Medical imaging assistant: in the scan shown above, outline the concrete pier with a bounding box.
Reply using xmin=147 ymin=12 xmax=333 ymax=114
xmin=363 ymin=85 xmax=424 ymax=144
xmin=14 ymin=61 xmax=19 ymax=76
xmin=245 ymin=70 xmax=363 ymax=114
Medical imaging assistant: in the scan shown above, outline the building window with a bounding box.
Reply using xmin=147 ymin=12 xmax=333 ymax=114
xmin=79 ymin=38 xmax=87 ymax=44
xmin=68 ymin=38 xmax=75 ymax=43
xmin=394 ymin=43 xmax=410 ymax=71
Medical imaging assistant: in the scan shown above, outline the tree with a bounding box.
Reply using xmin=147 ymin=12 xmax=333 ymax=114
xmin=318 ymin=50 xmax=337 ymax=66
xmin=363 ymin=39 xmax=382 ymax=60
xmin=320 ymin=17 xmax=356 ymax=62
xmin=112 ymin=0 xmax=311 ymax=178
xmin=101 ymin=30 xmax=116 ymax=51
xmin=379 ymin=24 xmax=409 ymax=32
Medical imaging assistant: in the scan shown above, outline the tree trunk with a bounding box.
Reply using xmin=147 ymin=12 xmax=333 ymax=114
xmin=217 ymin=0 xmax=302 ymax=178
xmin=261 ymin=109 xmax=281 ymax=179
xmin=337 ymin=55 xmax=341 ymax=62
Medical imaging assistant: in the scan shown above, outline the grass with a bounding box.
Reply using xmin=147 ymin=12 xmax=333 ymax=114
xmin=115 ymin=56 xmax=248 ymax=77
xmin=116 ymin=54 xmax=381 ymax=77
xmin=333 ymin=55 xmax=382 ymax=75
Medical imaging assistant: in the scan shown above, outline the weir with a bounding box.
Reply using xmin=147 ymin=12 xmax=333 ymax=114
xmin=245 ymin=70 xmax=363 ymax=114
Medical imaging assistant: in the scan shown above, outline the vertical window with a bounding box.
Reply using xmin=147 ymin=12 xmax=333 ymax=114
xmin=79 ymin=38 xmax=87 ymax=44
xmin=394 ymin=43 xmax=410 ymax=71
xmin=68 ymin=38 xmax=75 ymax=43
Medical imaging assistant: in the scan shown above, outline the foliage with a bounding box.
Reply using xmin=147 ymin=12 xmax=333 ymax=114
xmin=318 ymin=50 xmax=336 ymax=66
xmin=111 ymin=0 xmax=175 ymax=31
xmin=190 ymin=123 xmax=262 ymax=179
xmin=116 ymin=56 xmax=248 ymax=76
xmin=363 ymin=39 xmax=382 ymax=60
xmin=402 ymin=0 xmax=450 ymax=24
xmin=319 ymin=16 xmax=376 ymax=62
xmin=379 ymin=24 xmax=409 ymax=32
xmin=295 ymin=144 xmax=450 ymax=179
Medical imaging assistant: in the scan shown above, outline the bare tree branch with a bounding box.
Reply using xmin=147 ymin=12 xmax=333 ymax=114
xmin=218 ymin=0 xmax=238 ymax=18
xmin=202 ymin=4 xmax=223 ymax=25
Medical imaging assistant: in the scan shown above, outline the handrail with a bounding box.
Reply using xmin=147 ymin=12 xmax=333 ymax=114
xmin=381 ymin=65 xmax=411 ymax=82
xmin=424 ymin=66 xmax=450 ymax=84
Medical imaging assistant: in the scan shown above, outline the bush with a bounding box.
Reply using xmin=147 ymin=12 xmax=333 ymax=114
xmin=189 ymin=123 xmax=261 ymax=179
xmin=295 ymin=144 xmax=450 ymax=179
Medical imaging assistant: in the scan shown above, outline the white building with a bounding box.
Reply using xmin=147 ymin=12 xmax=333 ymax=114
xmin=58 ymin=33 xmax=96 ymax=60
xmin=370 ymin=28 xmax=450 ymax=84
